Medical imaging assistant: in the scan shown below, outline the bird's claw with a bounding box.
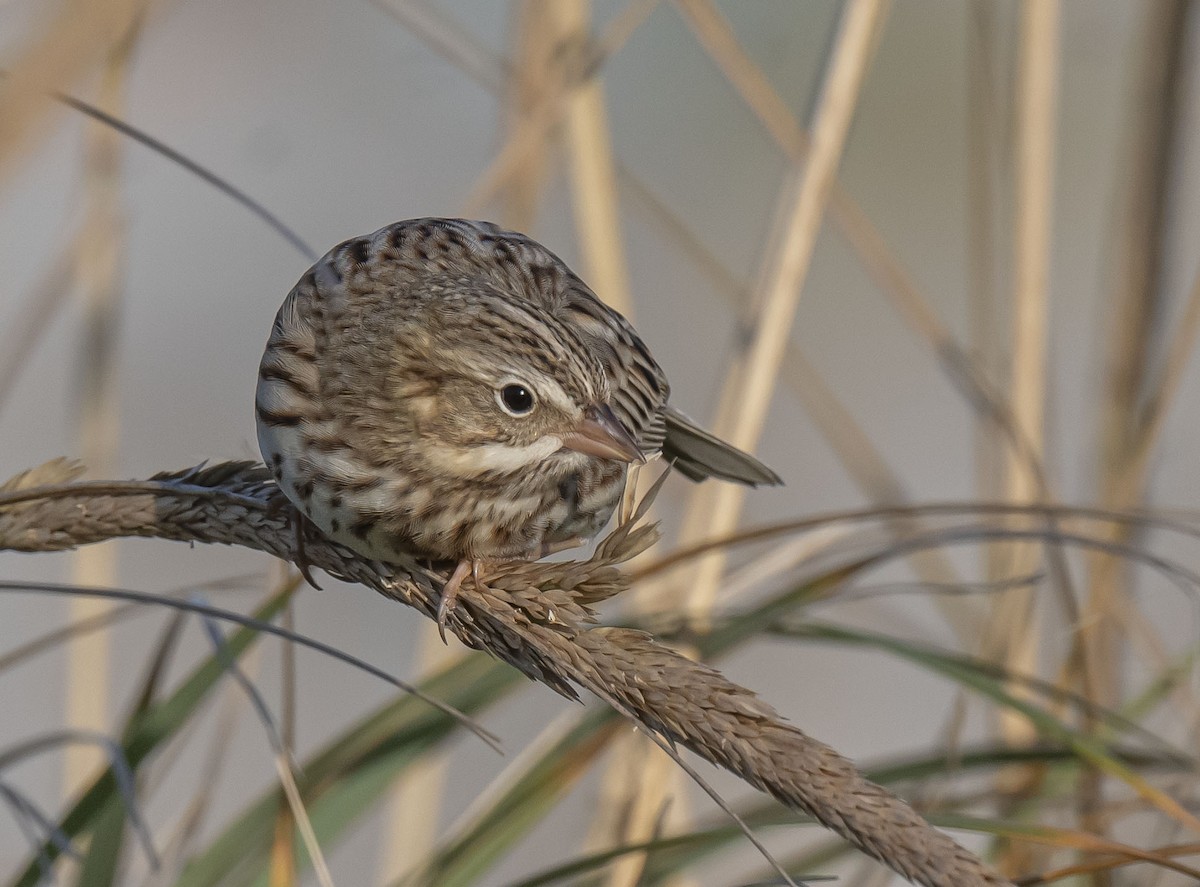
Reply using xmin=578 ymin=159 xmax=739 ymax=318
xmin=290 ymin=507 xmax=323 ymax=590
xmin=437 ymin=559 xmax=475 ymax=644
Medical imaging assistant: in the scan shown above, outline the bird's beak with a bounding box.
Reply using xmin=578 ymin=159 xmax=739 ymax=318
xmin=559 ymin=404 xmax=645 ymax=463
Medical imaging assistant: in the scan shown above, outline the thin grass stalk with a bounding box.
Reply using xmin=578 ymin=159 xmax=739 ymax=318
xmin=677 ymin=0 xmax=890 ymax=624
xmin=965 ymin=4 xmax=1019 ymax=737
xmin=270 ymin=565 xmax=299 ymax=887
xmin=63 ymin=32 xmax=135 ymax=798
xmin=0 ymin=234 xmax=79 ymax=418
xmin=987 ymin=0 xmax=1058 ymax=876
xmin=1129 ymin=262 xmax=1200 ymax=500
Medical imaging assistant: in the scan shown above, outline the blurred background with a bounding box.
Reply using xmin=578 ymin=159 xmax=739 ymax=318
xmin=2 ymin=1 xmax=1200 ymax=884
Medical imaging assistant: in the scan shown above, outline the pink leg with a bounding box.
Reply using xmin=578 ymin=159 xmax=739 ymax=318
xmin=437 ymin=559 xmax=474 ymax=643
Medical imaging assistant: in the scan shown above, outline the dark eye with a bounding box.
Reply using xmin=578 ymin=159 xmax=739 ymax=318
xmin=497 ymin=383 xmax=536 ymax=416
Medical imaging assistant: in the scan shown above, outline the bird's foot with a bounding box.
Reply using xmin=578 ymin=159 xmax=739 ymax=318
xmin=267 ymin=496 xmax=323 ymax=590
xmin=437 ymin=558 xmax=481 ymax=644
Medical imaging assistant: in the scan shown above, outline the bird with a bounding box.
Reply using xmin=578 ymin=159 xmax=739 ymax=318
xmin=256 ymin=218 xmax=781 ymax=638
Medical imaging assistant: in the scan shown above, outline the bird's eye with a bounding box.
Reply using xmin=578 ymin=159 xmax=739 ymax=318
xmin=497 ymin=383 xmax=536 ymax=416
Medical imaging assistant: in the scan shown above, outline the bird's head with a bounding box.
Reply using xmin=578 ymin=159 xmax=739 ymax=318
xmin=386 ymin=285 xmax=644 ymax=479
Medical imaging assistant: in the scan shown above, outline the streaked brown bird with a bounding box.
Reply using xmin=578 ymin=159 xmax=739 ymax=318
xmin=256 ymin=218 xmax=780 ymax=637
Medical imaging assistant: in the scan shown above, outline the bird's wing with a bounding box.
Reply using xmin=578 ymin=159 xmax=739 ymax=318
xmin=659 ymin=406 xmax=782 ymax=486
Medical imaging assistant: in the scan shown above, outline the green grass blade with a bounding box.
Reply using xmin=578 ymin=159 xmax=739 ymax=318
xmin=7 ymin=587 xmax=293 ymax=887
xmin=176 ymin=652 xmax=523 ymax=887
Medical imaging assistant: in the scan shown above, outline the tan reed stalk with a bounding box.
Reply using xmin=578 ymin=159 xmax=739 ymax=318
xmin=985 ymin=0 xmax=1057 ymax=876
xmin=552 ymin=0 xmax=637 ymax=317
xmin=0 ymin=0 xmax=141 ymax=182
xmin=670 ymin=0 xmax=981 ymax=641
xmin=965 ymin=1 xmax=1012 ymax=665
xmin=501 ymin=1 xmax=559 ymax=232
xmin=986 ymin=0 xmax=1057 ymax=681
xmin=64 ymin=28 xmax=137 ymax=797
xmin=1129 ymin=264 xmax=1200 ymax=498
xmin=673 ymin=0 xmax=960 ymax=367
xmin=459 ymin=0 xmax=653 ymax=219
xmin=1080 ymin=0 xmax=1190 ymax=711
xmin=675 ymin=0 xmax=890 ymax=625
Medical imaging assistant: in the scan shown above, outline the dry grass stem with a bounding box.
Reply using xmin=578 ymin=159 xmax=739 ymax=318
xmin=984 ymin=5 xmax=1060 ymax=873
xmin=501 ymin=2 xmax=558 ymax=231
xmin=459 ymin=0 xmax=649 ymax=220
xmin=0 ymin=231 xmax=80 ymax=416
xmin=1074 ymin=5 xmax=1195 ymax=866
xmin=0 ymin=459 xmax=1014 ymax=887
xmin=678 ymin=0 xmax=889 ymax=623
xmin=552 ymin=0 xmax=646 ymax=317
xmin=616 ymin=170 xmax=977 ymax=638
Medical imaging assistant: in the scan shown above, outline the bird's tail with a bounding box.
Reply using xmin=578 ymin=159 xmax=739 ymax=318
xmin=660 ymin=406 xmax=782 ymax=486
